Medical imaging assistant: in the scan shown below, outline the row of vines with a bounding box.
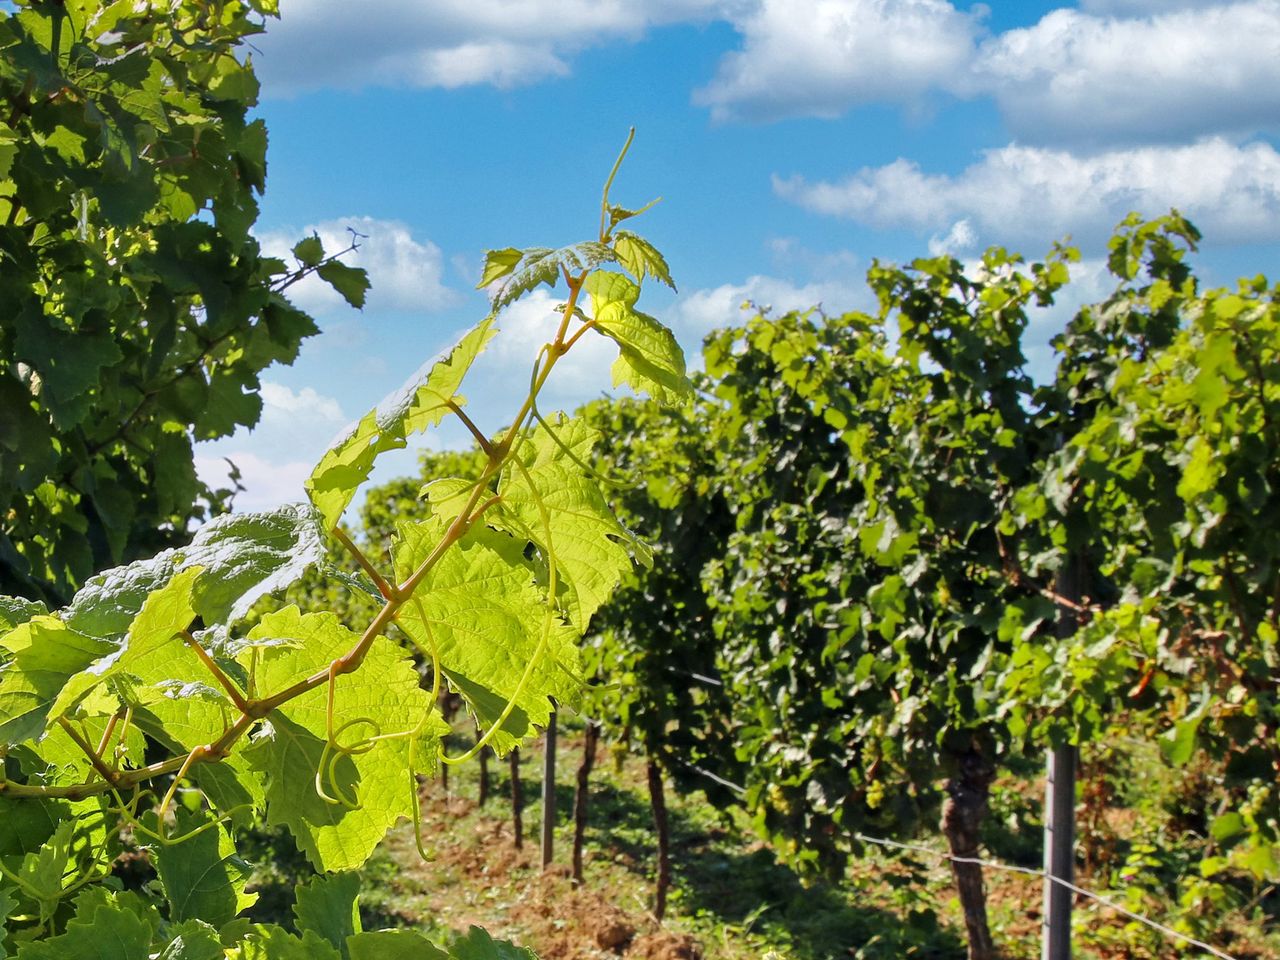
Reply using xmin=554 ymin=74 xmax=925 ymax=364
xmin=354 ymin=217 xmax=1279 ymax=958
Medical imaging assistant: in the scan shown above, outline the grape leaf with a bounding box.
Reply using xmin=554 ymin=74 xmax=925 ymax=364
xmin=0 ymin=617 xmax=113 ymax=745
xmin=0 ymin=885 xmax=14 ymax=960
xmin=227 ymin=925 xmax=341 ymax=960
xmin=14 ymin=821 xmax=75 ymax=924
xmin=496 ymin=416 xmax=648 ymax=632
xmin=293 ymin=235 xmax=324 ymax=267
xmin=584 ymin=271 xmax=691 ymax=403
xmin=348 ymin=931 xmax=449 ymax=960
xmin=487 ymin=242 xmax=615 ymax=312
xmin=153 ymin=810 xmax=256 ymax=928
xmin=156 ymin=920 xmax=224 ymax=960
xmin=316 ymin=260 xmax=370 ymax=310
xmin=294 ymin=872 xmax=361 ymax=959
xmin=476 ymin=248 xmax=523 ymax=289
xmin=0 ymin=796 xmax=71 ymax=862
xmin=241 ymin=608 xmax=440 ymax=871
xmin=393 ymin=518 xmax=582 ymax=755
xmin=612 ymin=230 xmax=675 ymax=291
xmin=306 ymin=318 xmax=497 ymax=531
xmin=14 ymin=890 xmax=154 ymax=959
xmin=47 ymin=567 xmax=201 ymax=722
xmin=64 ymin=503 xmax=327 ymax=640
xmin=0 ymin=597 xmax=46 ymax=633
xmin=450 ymin=927 xmax=539 ymax=960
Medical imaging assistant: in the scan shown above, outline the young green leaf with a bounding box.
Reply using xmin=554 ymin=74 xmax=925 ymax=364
xmin=292 ymin=235 xmax=324 ymax=268
xmin=64 ymin=504 xmax=327 ymax=640
xmin=0 ymin=886 xmax=14 ymax=960
xmin=487 ymin=242 xmax=615 ymax=312
xmin=306 ymin=318 xmax=497 ymax=531
xmin=347 ymin=931 xmax=449 ymax=960
xmin=47 ymin=567 xmax=201 ymax=722
xmin=13 ymin=889 xmax=155 ymax=959
xmin=450 ymin=926 xmax=539 ymax=960
xmin=316 ymin=260 xmax=370 ymax=310
xmin=477 ymin=248 xmax=524 ymax=289
xmin=156 ymin=920 xmax=224 ymax=960
xmin=612 ymin=230 xmax=675 ymax=291
xmin=584 ymin=271 xmax=691 ymax=403
xmin=0 ymin=618 xmax=113 ymax=745
xmin=294 ymin=872 xmax=362 ymax=959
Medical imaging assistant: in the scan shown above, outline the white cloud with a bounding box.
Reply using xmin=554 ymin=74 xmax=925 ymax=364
xmin=694 ymin=0 xmax=981 ymax=122
xmin=927 ymin=219 xmax=978 ymax=257
xmin=670 ymin=275 xmax=869 ymax=341
xmin=195 ymin=451 xmax=315 ymax=514
xmin=974 ymin=3 xmax=1280 ymax=145
xmin=1077 ymin=0 xmax=1231 ymax=14
xmin=259 ymin=217 xmax=456 ymax=316
xmin=255 ymin=0 xmax=727 ymax=94
xmin=259 ymin=382 xmax=344 ymax=423
xmin=689 ymin=0 xmax=1280 ymax=145
xmin=767 ymin=237 xmax=861 ymax=278
xmin=775 ymin=138 xmax=1280 ymax=247
xmin=195 ymin=382 xmax=348 ymax=512
xmin=252 ymin=0 xmax=1280 ymax=150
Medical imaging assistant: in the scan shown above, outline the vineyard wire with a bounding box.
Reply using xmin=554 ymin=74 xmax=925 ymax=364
xmin=853 ymin=832 xmax=1238 ymax=960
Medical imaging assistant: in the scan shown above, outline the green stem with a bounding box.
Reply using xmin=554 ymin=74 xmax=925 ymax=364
xmin=599 ymin=127 xmax=636 ymax=242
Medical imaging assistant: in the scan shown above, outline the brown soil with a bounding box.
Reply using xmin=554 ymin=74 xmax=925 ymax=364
xmin=383 ymin=779 xmax=708 ymax=960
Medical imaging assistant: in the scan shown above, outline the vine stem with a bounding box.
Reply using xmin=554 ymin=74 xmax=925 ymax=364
xmin=333 ymin=527 xmax=396 ymax=601
xmin=599 ymin=127 xmax=635 ymax=242
xmin=0 ymin=221 xmax=595 ymax=806
xmin=182 ymin=630 xmax=250 ymax=712
xmin=57 ymin=718 xmax=119 ymax=786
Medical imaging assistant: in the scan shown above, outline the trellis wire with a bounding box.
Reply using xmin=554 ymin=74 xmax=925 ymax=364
xmin=853 ymin=832 xmax=1238 ymax=960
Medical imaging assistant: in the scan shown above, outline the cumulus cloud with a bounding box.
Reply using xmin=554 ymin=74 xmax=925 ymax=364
xmin=1077 ymin=0 xmax=1232 ymax=14
xmin=462 ymin=289 xmax=620 ymax=427
xmin=775 ymin=138 xmax=1280 ymax=248
xmin=973 ymin=2 xmax=1280 ymax=145
xmin=259 ymin=217 xmax=456 ymax=316
xmin=670 ymin=275 xmax=869 ymax=343
xmin=252 ymin=0 xmax=1280 ymax=148
xmin=690 ymin=0 xmax=1280 ymax=145
xmin=255 ymin=0 xmax=727 ymax=94
xmin=694 ymin=0 xmax=981 ymax=122
xmin=927 ymin=219 xmax=978 ymax=257
xmin=195 ymin=382 xmax=347 ymax=512
xmin=194 ymin=451 xmax=316 ymax=514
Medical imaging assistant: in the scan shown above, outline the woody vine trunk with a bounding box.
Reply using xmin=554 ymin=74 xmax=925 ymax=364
xmin=941 ymin=747 xmax=998 ymax=960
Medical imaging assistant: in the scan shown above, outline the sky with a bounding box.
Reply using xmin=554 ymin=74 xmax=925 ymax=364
xmin=194 ymin=0 xmax=1280 ymax=513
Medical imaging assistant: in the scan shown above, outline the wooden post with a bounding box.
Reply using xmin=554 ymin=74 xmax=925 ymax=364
xmin=646 ymin=757 xmax=671 ymax=921
xmin=541 ymin=708 xmax=557 ymax=869
xmin=572 ymin=720 xmax=600 ymax=885
xmin=1043 ymin=560 xmax=1080 ymax=960
xmin=478 ymin=743 xmax=490 ymax=808
xmin=510 ymin=748 xmax=523 ymax=849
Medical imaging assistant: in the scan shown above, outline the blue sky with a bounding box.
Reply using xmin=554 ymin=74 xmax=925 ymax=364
xmin=196 ymin=0 xmax=1280 ymax=511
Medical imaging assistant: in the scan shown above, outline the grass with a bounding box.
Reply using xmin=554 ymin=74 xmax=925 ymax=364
xmin=237 ymin=720 xmax=1280 ymax=960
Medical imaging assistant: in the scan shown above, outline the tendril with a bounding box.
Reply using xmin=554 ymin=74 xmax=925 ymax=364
xmin=107 ymin=785 xmax=252 ymax=847
xmin=315 ymin=717 xmax=382 ymax=810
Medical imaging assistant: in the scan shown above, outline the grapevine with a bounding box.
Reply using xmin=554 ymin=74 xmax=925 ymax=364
xmin=0 ymin=131 xmax=689 ymax=958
